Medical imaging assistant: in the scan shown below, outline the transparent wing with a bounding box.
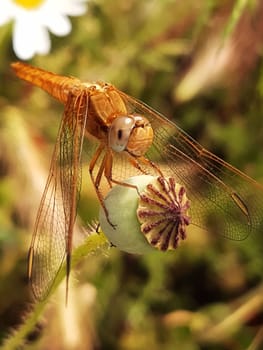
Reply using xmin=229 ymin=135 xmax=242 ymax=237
xmin=117 ymin=90 xmax=263 ymax=240
xmin=28 ymin=91 xmax=88 ymax=301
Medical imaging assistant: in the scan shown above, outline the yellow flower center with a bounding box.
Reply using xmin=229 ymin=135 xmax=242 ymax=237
xmin=13 ymin=0 xmax=44 ymax=9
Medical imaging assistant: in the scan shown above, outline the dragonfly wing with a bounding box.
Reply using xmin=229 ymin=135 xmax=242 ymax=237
xmin=119 ymin=91 xmax=263 ymax=240
xmin=28 ymin=91 xmax=88 ymax=301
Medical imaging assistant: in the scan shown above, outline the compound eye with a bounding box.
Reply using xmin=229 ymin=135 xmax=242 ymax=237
xmin=109 ymin=116 xmax=135 ymax=152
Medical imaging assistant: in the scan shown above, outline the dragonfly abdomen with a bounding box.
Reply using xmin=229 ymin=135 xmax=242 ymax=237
xmin=11 ymin=62 xmax=81 ymax=104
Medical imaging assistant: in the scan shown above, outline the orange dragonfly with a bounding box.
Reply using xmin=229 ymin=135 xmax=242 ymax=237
xmin=11 ymin=62 xmax=263 ymax=302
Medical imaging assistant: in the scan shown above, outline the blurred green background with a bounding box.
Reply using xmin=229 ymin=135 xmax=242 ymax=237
xmin=1 ymin=0 xmax=263 ymax=349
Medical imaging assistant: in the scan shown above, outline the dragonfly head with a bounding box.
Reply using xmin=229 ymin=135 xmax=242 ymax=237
xmin=109 ymin=115 xmax=153 ymax=156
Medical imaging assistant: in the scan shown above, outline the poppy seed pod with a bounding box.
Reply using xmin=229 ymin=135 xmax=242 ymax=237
xmin=99 ymin=175 xmax=190 ymax=254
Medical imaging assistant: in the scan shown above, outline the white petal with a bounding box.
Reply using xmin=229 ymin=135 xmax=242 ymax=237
xmin=45 ymin=14 xmax=72 ymax=36
xmin=62 ymin=0 xmax=88 ymax=16
xmin=0 ymin=13 xmax=12 ymax=26
xmin=46 ymin=0 xmax=88 ymax=16
xmin=13 ymin=16 xmax=50 ymax=60
xmin=0 ymin=0 xmax=13 ymax=25
xmin=34 ymin=26 xmax=51 ymax=55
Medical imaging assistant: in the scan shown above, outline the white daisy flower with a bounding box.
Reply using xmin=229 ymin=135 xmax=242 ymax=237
xmin=0 ymin=0 xmax=87 ymax=60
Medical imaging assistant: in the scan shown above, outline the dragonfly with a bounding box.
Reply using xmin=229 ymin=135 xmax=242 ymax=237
xmin=11 ymin=62 xmax=263 ymax=302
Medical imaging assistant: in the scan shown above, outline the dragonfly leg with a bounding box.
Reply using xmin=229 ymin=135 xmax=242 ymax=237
xmin=127 ymin=155 xmax=148 ymax=175
xmin=137 ymin=156 xmax=164 ymax=177
xmin=127 ymin=153 xmax=164 ymax=177
xmin=104 ymin=153 xmax=165 ymax=197
xmin=89 ymin=145 xmax=117 ymax=228
xmin=104 ymin=152 xmax=140 ymax=196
